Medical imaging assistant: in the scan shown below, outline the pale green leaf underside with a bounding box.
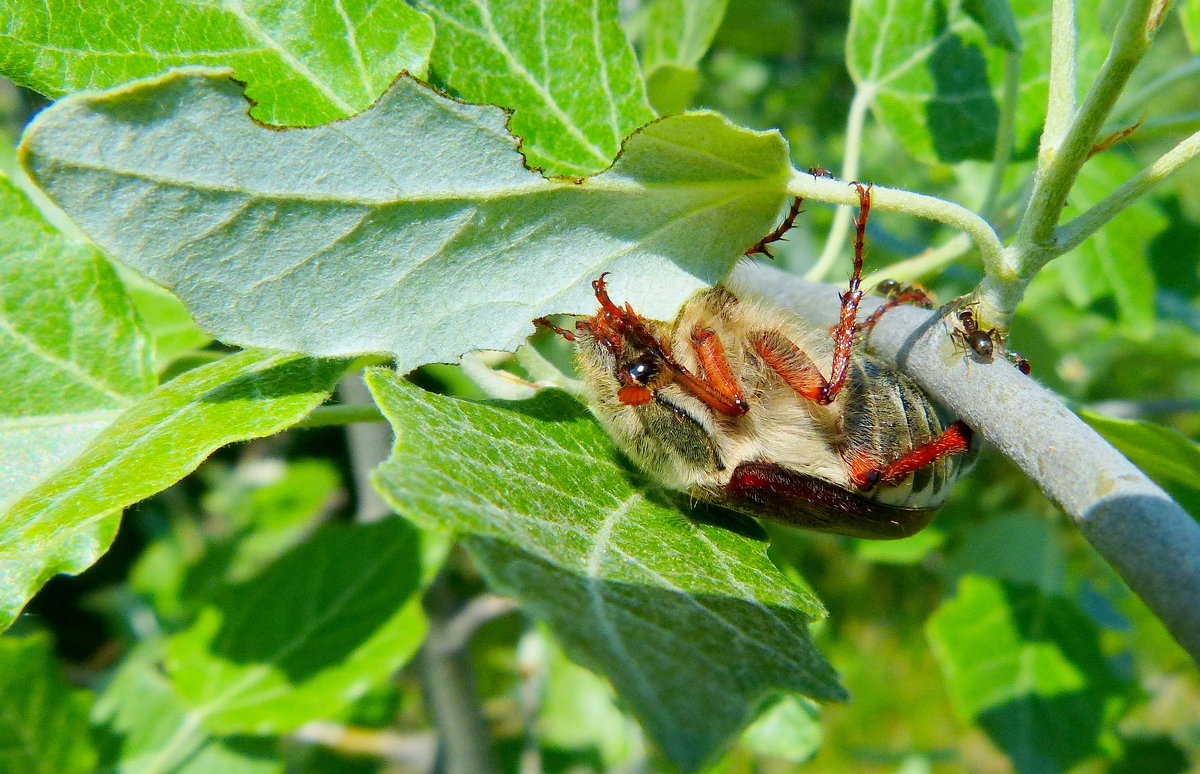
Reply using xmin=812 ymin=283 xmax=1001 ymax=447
xmin=417 ymin=0 xmax=655 ymax=176
xmin=0 ymin=0 xmax=435 ymax=126
xmin=367 ymin=373 xmax=845 ymax=771
xmin=165 ymin=519 xmax=447 ymax=734
xmin=0 ymin=349 xmax=347 ymax=632
xmin=21 ymin=68 xmax=789 ymax=373
xmin=0 ymin=633 xmax=97 ymax=774
xmin=927 ymin=575 xmax=1127 ymax=774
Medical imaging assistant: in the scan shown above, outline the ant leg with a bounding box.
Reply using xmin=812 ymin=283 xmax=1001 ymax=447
xmin=689 ymin=327 xmax=746 ymax=409
xmin=845 ymin=421 xmax=973 ymax=490
xmin=745 ymin=197 xmax=804 ymax=258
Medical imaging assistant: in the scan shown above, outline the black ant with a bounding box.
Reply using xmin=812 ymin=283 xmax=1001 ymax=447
xmin=950 ymin=306 xmax=1031 ymax=374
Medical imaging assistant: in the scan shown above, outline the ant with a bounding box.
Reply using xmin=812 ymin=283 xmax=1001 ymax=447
xmin=950 ymin=306 xmax=1031 ymax=374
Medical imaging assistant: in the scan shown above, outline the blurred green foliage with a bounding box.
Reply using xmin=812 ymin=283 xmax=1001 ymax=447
xmin=2 ymin=0 xmax=1199 ymax=772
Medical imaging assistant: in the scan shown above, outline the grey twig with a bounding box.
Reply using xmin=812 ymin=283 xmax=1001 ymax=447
xmin=738 ymin=263 xmax=1200 ymax=665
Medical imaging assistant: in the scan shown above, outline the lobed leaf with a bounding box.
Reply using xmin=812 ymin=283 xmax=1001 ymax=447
xmin=416 ymin=0 xmax=655 ymax=176
xmin=0 ymin=633 xmax=97 ymax=774
xmin=927 ymin=575 xmax=1130 ymax=773
xmin=0 ymin=349 xmax=348 ymax=631
xmin=367 ymin=372 xmax=846 ymax=771
xmin=0 ymin=0 xmax=434 ymax=126
xmin=20 ymin=68 xmax=790 ymax=373
xmin=165 ymin=518 xmax=447 ymax=733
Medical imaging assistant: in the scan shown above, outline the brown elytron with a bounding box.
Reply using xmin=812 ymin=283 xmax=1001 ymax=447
xmin=540 ymin=186 xmax=975 ymax=539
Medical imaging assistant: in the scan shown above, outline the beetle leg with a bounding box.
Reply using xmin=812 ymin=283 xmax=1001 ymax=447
xmin=822 ymin=183 xmax=872 ymax=402
xmin=845 ymin=420 xmax=973 ymax=490
xmin=852 ymin=284 xmax=935 ymax=336
xmin=533 ymin=316 xmax=577 ymax=341
xmin=744 ymin=197 xmax=804 ymax=258
xmin=688 ymin=326 xmax=747 ymax=409
xmin=751 ymin=330 xmax=831 ymax=404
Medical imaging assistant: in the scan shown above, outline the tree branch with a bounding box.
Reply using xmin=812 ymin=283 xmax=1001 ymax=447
xmin=736 ymin=263 xmax=1200 ymax=666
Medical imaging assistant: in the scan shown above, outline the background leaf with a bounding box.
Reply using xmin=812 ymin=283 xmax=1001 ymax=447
xmin=165 ymin=518 xmax=446 ymax=733
xmin=0 ymin=0 xmax=434 ymax=125
xmin=416 ymin=0 xmax=654 ymax=176
xmin=630 ymin=0 xmax=730 ymax=114
xmin=927 ymin=575 xmax=1130 ymax=773
xmin=1080 ymin=410 xmax=1200 ymax=490
xmin=0 ymin=349 xmax=347 ymax=631
xmin=367 ymin=373 xmax=846 ymax=771
xmin=20 ymin=68 xmax=790 ymax=372
xmin=0 ymin=633 xmax=97 ymax=774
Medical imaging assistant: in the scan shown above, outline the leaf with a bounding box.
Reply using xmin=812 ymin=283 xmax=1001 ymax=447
xmin=1049 ymin=153 xmax=1162 ymax=339
xmin=927 ymin=575 xmax=1129 ymax=774
xmin=631 ymin=0 xmax=729 ymax=114
xmin=21 ymin=68 xmax=790 ymax=372
xmin=847 ymin=0 xmax=1051 ymax=163
xmin=1185 ymin=0 xmax=1200 ymax=54
xmin=962 ymin=0 xmax=1022 ymax=51
xmin=415 ymin=0 xmax=655 ymax=176
xmin=0 ymin=633 xmax=97 ymax=774
xmin=0 ymin=0 xmax=435 ymax=126
xmin=1080 ymin=410 xmax=1200 ymax=490
xmin=940 ymin=512 xmax=1064 ymax=592
xmin=0 ymin=172 xmax=153 ymax=513
xmin=93 ymin=643 xmax=285 ymax=774
xmin=738 ymin=696 xmax=822 ymax=763
xmin=0 ymin=349 xmax=348 ymax=632
xmin=367 ymin=373 xmax=846 ymax=772
xmin=164 ymin=518 xmax=447 ymax=733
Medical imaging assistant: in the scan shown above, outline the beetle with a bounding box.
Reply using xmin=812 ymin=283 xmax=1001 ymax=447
xmin=537 ymin=184 xmax=974 ymax=539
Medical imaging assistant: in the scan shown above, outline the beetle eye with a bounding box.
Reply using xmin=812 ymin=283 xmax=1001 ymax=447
xmin=624 ymin=355 xmax=660 ymax=385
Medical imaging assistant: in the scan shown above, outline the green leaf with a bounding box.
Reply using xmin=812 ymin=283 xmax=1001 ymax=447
xmin=631 ymin=0 xmax=729 ymax=114
xmin=848 ymin=0 xmax=1001 ymax=162
xmin=847 ymin=0 xmax=1054 ymax=164
xmin=1048 ymin=153 xmax=1162 ymax=339
xmin=0 ymin=349 xmax=348 ymax=631
xmin=93 ymin=643 xmax=285 ymax=774
xmin=416 ymin=0 xmax=655 ymax=176
xmin=1183 ymin=0 xmax=1200 ymax=55
xmin=927 ymin=575 xmax=1129 ymax=774
xmin=738 ymin=696 xmax=822 ymax=763
xmin=21 ymin=69 xmax=790 ymax=372
xmin=1079 ymin=410 xmax=1200 ymax=490
xmin=940 ymin=512 xmax=1064 ymax=592
xmin=165 ymin=518 xmax=447 ymax=733
xmin=367 ymin=373 xmax=846 ymax=772
xmin=0 ymin=633 xmax=97 ymax=774
xmin=962 ymin=0 xmax=1022 ymax=51
xmin=0 ymin=172 xmax=153 ymax=513
xmin=0 ymin=0 xmax=435 ymax=126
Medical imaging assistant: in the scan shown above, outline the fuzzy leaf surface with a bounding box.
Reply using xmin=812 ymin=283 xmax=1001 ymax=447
xmin=165 ymin=518 xmax=446 ymax=733
xmin=0 ymin=349 xmax=347 ymax=631
xmin=416 ymin=0 xmax=654 ymax=175
xmin=0 ymin=633 xmax=97 ymax=774
xmin=0 ymin=0 xmax=434 ymax=125
xmin=927 ymin=575 xmax=1129 ymax=774
xmin=21 ymin=69 xmax=789 ymax=372
xmin=367 ymin=373 xmax=846 ymax=772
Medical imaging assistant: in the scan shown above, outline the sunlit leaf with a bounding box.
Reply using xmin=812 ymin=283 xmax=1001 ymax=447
xmin=416 ymin=0 xmax=654 ymax=176
xmin=0 ymin=0 xmax=434 ymax=125
xmin=368 ymin=373 xmax=846 ymax=771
